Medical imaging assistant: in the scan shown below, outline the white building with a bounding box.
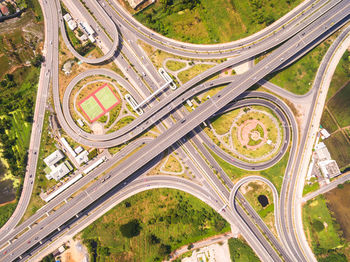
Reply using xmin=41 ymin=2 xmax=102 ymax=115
xmin=68 ymin=19 xmax=77 ymax=30
xmin=44 ymin=150 xmax=64 ymax=167
xmin=88 ymin=35 xmax=96 ymax=43
xmin=76 ymin=150 xmax=89 ymax=165
xmin=46 ymin=162 xmax=72 ymax=181
xmin=81 ymin=22 xmax=95 ymax=36
xmin=63 ymin=13 xmax=72 ymax=22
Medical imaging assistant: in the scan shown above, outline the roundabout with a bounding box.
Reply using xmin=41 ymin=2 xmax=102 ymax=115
xmin=204 ymin=94 xmax=289 ymax=169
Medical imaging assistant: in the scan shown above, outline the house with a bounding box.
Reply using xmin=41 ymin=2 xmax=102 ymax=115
xmin=44 ymin=150 xmax=64 ymax=167
xmin=46 ymin=162 xmax=72 ymax=181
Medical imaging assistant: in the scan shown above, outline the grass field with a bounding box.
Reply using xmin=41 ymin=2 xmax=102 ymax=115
xmin=228 ymin=237 xmax=260 ymax=262
xmin=163 ymin=154 xmax=182 ymax=173
xmin=165 ymin=60 xmax=186 ymax=71
xmin=303 ymin=177 xmax=320 ymax=196
xmin=320 ymin=109 xmax=338 ymax=134
xmin=241 ymin=182 xmax=276 ymax=236
xmin=207 ymin=146 xmax=289 ymax=192
xmin=303 ymin=195 xmax=346 ymax=260
xmin=327 ymin=50 xmax=350 ymax=100
xmin=8 ymin=111 xmax=32 ymax=153
xmin=267 ymin=36 xmax=333 ymax=94
xmin=134 ymin=0 xmax=301 ymax=44
xmin=178 ymin=64 xmax=214 ymax=83
xmin=80 ymin=97 xmax=104 ymax=121
xmin=95 ymin=85 xmax=119 ymax=110
xmin=328 ymin=82 xmax=350 ymax=128
xmin=324 ymin=131 xmax=350 ymax=170
xmin=0 ymin=202 xmax=16 ymax=228
xmin=326 ymin=184 xmax=350 ymax=241
xmin=81 ymin=189 xmax=230 ymax=261
xmin=210 ymin=110 xmax=240 ymax=135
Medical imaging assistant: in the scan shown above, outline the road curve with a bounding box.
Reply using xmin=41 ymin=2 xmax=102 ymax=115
xmin=103 ymin=0 xmax=337 ymax=58
xmin=201 ymin=91 xmax=292 ymax=171
xmin=54 ymin=0 xmax=118 ymax=64
xmin=228 ymin=175 xmax=295 ymax=261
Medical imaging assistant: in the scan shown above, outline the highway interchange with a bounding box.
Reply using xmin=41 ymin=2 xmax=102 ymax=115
xmin=0 ymin=0 xmax=349 ymax=261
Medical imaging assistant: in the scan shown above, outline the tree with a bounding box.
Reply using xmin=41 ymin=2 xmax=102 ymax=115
xmin=147 ymin=234 xmax=160 ymax=245
xmin=187 ymin=243 xmax=194 ymax=250
xmin=312 ymin=219 xmax=325 ymax=232
xmin=98 ymin=246 xmax=110 ymax=257
xmin=41 ymin=253 xmax=55 ymax=262
xmin=119 ymin=219 xmax=142 ymax=238
xmin=158 ymin=243 xmax=171 ymax=256
xmin=337 ymin=183 xmax=344 ymax=189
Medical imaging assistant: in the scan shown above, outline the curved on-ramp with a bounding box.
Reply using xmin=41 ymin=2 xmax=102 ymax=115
xmin=55 ymin=0 xmax=118 ymax=64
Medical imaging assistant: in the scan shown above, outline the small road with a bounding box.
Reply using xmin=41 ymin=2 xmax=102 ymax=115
xmin=302 ymin=173 xmax=350 ymax=202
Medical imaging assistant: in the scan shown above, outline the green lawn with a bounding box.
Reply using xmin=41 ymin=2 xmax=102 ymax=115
xmin=328 ymin=82 xmax=350 ymax=128
xmin=267 ymin=38 xmax=332 ymax=94
xmin=0 ymin=55 xmax=10 ymax=78
xmin=326 ymin=50 xmax=350 ymax=100
xmin=9 ymin=111 xmax=32 ymax=152
xmin=207 ymin=146 xmax=289 ymax=192
xmin=134 ymin=0 xmax=301 ymax=44
xmin=0 ymin=202 xmax=16 ymax=228
xmin=228 ymin=237 xmax=260 ymax=262
xmin=108 ymin=116 xmax=135 ymax=133
xmin=303 ymin=195 xmax=345 ymax=260
xmin=303 ymin=177 xmax=320 ymax=196
xmin=81 ymin=188 xmax=230 ymax=262
xmin=320 ymin=109 xmax=338 ymax=134
xmin=178 ymin=64 xmax=214 ymax=83
xmin=210 ymin=110 xmax=240 ymax=135
xmin=80 ymin=97 xmax=104 ymax=121
xmin=165 ymin=60 xmax=186 ymax=71
xmin=95 ymin=85 xmax=119 ymax=110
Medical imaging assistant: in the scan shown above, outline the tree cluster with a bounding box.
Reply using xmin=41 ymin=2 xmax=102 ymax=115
xmin=249 ymin=0 xmax=275 ymax=26
xmin=0 ymin=70 xmax=37 ymax=198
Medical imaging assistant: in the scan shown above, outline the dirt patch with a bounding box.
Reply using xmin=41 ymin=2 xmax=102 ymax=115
xmin=61 ymin=238 xmax=89 ymax=262
xmin=325 ymin=183 xmax=350 ymax=240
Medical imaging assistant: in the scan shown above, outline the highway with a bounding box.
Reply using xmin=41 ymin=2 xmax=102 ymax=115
xmin=103 ymin=0 xmax=335 ymax=58
xmin=53 ymin=0 xmax=349 ymax=148
xmin=1 ymin=0 xmax=349 ymax=261
xmin=0 ymin=0 xmax=55 ymax=242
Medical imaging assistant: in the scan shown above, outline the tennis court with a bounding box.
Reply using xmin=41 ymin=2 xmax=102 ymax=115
xmin=78 ymin=83 xmax=120 ymax=122
xmin=95 ymin=84 xmax=120 ymax=110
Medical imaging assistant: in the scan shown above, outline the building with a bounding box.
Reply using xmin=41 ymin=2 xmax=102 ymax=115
xmin=68 ymin=19 xmax=77 ymax=30
xmin=46 ymin=161 xmax=72 ymax=181
xmin=44 ymin=150 xmax=64 ymax=167
xmin=127 ymin=0 xmax=146 ymax=9
xmin=81 ymin=22 xmax=94 ymax=36
xmin=314 ymin=142 xmax=331 ymax=161
xmin=76 ymin=150 xmax=89 ymax=165
xmin=320 ymin=128 xmax=330 ymax=139
xmin=63 ymin=13 xmax=72 ymax=22
xmin=60 ymin=137 xmax=77 ymax=157
xmin=313 ymin=142 xmax=341 ymax=181
xmin=74 ymin=146 xmax=84 ymax=155
xmin=88 ymin=35 xmax=95 ymax=43
xmin=318 ymin=160 xmax=341 ymax=179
